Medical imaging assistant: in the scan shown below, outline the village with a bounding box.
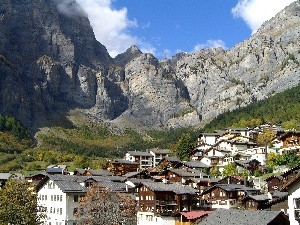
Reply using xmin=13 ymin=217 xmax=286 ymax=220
xmin=2 ymin=123 xmax=300 ymax=225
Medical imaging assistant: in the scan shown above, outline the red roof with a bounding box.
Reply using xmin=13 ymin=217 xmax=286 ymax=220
xmin=180 ymin=210 xmax=213 ymax=220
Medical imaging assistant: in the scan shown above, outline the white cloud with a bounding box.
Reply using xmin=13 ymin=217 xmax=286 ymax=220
xmin=76 ymin=0 xmax=141 ymax=57
xmin=193 ymin=39 xmax=226 ymax=52
xmin=232 ymin=0 xmax=296 ymax=33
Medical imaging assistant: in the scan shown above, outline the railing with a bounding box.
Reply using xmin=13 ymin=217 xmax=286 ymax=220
xmin=155 ymin=200 xmax=178 ymax=205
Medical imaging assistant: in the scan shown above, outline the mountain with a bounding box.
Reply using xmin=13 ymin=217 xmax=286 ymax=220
xmin=0 ymin=0 xmax=300 ymax=134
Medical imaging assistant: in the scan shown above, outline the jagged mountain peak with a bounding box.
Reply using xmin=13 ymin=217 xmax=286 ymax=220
xmin=0 ymin=0 xmax=299 ymax=133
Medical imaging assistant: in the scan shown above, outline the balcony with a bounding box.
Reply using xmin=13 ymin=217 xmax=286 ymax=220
xmin=156 ymin=200 xmax=178 ymax=206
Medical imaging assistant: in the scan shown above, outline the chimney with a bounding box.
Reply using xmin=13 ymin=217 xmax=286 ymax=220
xmin=244 ymin=176 xmax=248 ymax=187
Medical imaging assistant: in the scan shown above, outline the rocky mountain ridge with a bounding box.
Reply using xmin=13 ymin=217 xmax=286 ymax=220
xmin=0 ymin=0 xmax=300 ymax=133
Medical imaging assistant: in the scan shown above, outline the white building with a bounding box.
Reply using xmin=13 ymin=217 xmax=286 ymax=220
xmin=281 ymin=174 xmax=300 ymax=225
xmin=37 ymin=174 xmax=88 ymax=225
xmin=148 ymin=148 xmax=170 ymax=167
xmin=125 ymin=151 xmax=153 ymax=169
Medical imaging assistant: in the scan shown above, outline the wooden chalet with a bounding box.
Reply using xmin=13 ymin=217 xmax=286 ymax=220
xmin=200 ymin=184 xmax=261 ymax=209
xmin=242 ymin=194 xmax=270 ymax=210
xmin=157 ymin=157 xmax=181 ymax=170
xmin=106 ymin=159 xmax=139 ymax=176
xmin=137 ymin=181 xmax=197 ymax=216
xmin=265 ymin=175 xmax=285 ymax=193
xmin=279 ymin=131 xmax=300 ymax=148
xmin=73 ymin=168 xmax=114 ymax=176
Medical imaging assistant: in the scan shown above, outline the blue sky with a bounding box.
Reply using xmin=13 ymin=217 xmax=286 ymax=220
xmin=75 ymin=0 xmax=296 ymax=59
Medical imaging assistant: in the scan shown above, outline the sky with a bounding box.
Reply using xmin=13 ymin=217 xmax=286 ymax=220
xmin=75 ymin=0 xmax=296 ymax=59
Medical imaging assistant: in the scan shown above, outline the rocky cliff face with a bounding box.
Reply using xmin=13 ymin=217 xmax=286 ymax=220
xmin=0 ymin=0 xmax=300 ymax=132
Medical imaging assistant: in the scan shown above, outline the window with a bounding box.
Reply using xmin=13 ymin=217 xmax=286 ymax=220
xmin=73 ymin=208 xmax=78 ymax=215
xmin=45 ymin=195 xmax=47 ymax=201
xmin=74 ymin=195 xmax=78 ymax=202
xmin=146 ymin=215 xmax=153 ymax=221
xmin=294 ymin=198 xmax=300 ymax=220
xmin=51 ymin=195 xmax=53 ymax=201
xmin=50 ymin=207 xmax=52 ymax=214
xmin=60 ymin=195 xmax=62 ymax=202
xmin=182 ymin=195 xmax=187 ymax=200
xmin=54 ymin=195 xmax=56 ymax=201
xmin=60 ymin=208 xmax=62 ymax=215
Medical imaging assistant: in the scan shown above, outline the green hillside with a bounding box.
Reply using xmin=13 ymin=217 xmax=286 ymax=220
xmin=202 ymin=83 xmax=300 ymax=132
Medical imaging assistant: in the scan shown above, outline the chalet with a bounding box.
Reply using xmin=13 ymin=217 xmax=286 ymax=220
xmin=106 ymin=159 xmax=139 ymax=176
xmin=279 ymin=131 xmax=300 ymax=149
xmin=235 ymin=159 xmax=261 ymax=175
xmin=73 ymin=168 xmax=114 ymax=176
xmin=25 ymin=172 xmax=46 ymax=185
xmin=200 ymin=184 xmax=260 ymax=209
xmin=165 ymin=168 xmax=209 ymax=184
xmin=266 ymin=190 xmax=288 ymax=214
xmin=242 ymin=194 xmax=270 ymax=210
xmin=125 ymin=150 xmax=153 ymax=169
xmin=157 ymin=157 xmax=181 ymax=170
xmin=137 ymin=181 xmax=197 ymax=225
xmin=265 ymin=175 xmax=285 ymax=193
xmin=198 ymin=209 xmax=289 ymax=225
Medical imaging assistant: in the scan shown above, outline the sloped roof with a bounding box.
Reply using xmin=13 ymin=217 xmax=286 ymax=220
xmin=201 ymin=184 xmax=259 ymax=195
xmin=180 ymin=210 xmax=213 ymax=220
xmin=110 ymin=159 xmax=139 ymax=165
xmin=149 ymin=148 xmax=170 ymax=154
xmin=141 ymin=181 xmax=197 ymax=195
xmin=88 ymin=169 xmax=114 ymax=176
xmin=127 ymin=151 xmax=152 ymax=157
xmin=183 ymin=161 xmax=211 ymax=168
xmin=243 ymin=194 xmax=270 ymax=202
xmin=0 ymin=173 xmax=13 ymax=180
xmin=198 ymin=209 xmax=289 ymax=225
xmin=54 ymin=180 xmax=87 ymax=193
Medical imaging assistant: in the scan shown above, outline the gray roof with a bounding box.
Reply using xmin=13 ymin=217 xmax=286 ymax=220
xmin=198 ymin=209 xmax=288 ymax=225
xmin=149 ymin=148 xmax=170 ymax=154
xmin=142 ymin=181 xmax=197 ymax=195
xmin=111 ymin=159 xmax=139 ymax=165
xmin=183 ymin=161 xmax=211 ymax=168
xmin=245 ymin=194 xmax=270 ymax=202
xmin=127 ymin=151 xmax=152 ymax=157
xmin=201 ymin=184 xmax=259 ymax=195
xmin=46 ymin=167 xmax=65 ymax=173
xmin=54 ymin=180 xmax=88 ymax=193
xmin=162 ymin=157 xmax=181 ymax=163
xmin=123 ymin=171 xmax=141 ymax=178
xmin=88 ymin=169 xmax=114 ymax=176
xmin=170 ymin=169 xmax=196 ymax=177
xmin=0 ymin=173 xmax=12 ymax=180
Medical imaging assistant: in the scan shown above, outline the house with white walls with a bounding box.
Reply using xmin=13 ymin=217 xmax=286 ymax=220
xmin=37 ymin=174 xmax=88 ymax=225
xmin=280 ymin=173 xmax=300 ymax=225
